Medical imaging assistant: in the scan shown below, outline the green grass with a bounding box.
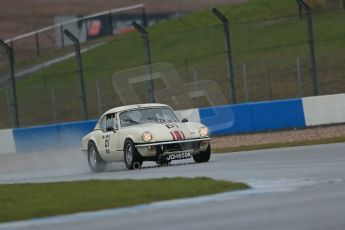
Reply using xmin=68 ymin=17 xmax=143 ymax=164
xmin=213 ymin=136 xmax=345 ymax=153
xmin=0 ymin=177 xmax=248 ymax=223
xmin=1 ymin=0 xmax=345 ymax=128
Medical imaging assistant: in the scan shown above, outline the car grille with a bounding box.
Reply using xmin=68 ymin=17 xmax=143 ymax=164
xmin=163 ymin=142 xmax=199 ymax=152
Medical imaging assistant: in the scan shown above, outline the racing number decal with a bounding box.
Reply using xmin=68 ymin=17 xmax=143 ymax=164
xmin=105 ymin=134 xmax=110 ymax=148
xmin=105 ymin=134 xmax=110 ymax=153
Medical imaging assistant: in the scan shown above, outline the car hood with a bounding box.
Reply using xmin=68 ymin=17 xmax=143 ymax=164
xmin=123 ymin=122 xmax=206 ymax=143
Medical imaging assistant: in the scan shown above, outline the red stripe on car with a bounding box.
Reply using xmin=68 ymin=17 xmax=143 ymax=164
xmin=174 ymin=131 xmax=182 ymax=140
xmin=170 ymin=132 xmax=176 ymax=140
xmin=180 ymin=131 xmax=186 ymax=140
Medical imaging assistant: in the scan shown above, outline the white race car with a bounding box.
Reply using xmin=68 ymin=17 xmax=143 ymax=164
xmin=82 ymin=103 xmax=211 ymax=172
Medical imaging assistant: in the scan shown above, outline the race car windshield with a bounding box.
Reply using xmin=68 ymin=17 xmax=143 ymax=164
xmin=120 ymin=107 xmax=179 ymax=127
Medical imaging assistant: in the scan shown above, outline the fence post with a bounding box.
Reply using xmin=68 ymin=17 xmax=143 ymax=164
xmin=63 ymin=29 xmax=89 ymax=120
xmin=84 ymin=19 xmax=89 ymax=40
xmin=4 ymin=89 xmax=11 ymax=118
xmin=96 ymin=79 xmax=102 ymax=116
xmin=212 ymin=8 xmax=237 ymax=104
xmin=51 ymin=81 xmax=57 ymax=123
xmin=132 ymin=21 xmax=156 ymax=103
xmin=10 ymin=40 xmax=14 ymax=53
xmin=296 ymin=0 xmax=318 ymax=96
xmin=108 ymin=12 xmax=114 ymax=35
xmin=296 ymin=57 xmax=303 ymax=97
xmin=60 ymin=24 xmax=65 ymax=48
xmin=0 ymin=39 xmax=19 ymax=128
xmin=242 ymin=64 xmax=249 ymax=102
xmin=35 ymin=32 xmax=40 ymax=57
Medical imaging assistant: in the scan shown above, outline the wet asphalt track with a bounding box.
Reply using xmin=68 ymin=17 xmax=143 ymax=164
xmin=1 ymin=143 xmax=345 ymax=230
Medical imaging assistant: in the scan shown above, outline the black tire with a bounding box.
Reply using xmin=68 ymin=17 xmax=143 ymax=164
xmin=193 ymin=144 xmax=211 ymax=163
xmin=124 ymin=139 xmax=143 ymax=170
xmin=88 ymin=142 xmax=106 ymax=172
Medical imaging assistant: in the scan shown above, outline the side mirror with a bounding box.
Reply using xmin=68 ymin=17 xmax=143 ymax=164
xmin=182 ymin=118 xmax=188 ymax=123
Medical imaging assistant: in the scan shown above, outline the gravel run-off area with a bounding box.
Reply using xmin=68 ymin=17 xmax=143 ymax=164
xmin=211 ymin=124 xmax=345 ymax=149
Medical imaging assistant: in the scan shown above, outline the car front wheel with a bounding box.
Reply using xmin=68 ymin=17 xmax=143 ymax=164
xmin=124 ymin=139 xmax=143 ymax=170
xmin=193 ymin=144 xmax=211 ymax=163
xmin=88 ymin=142 xmax=106 ymax=172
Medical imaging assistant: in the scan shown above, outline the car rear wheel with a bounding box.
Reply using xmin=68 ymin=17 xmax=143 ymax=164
xmin=124 ymin=139 xmax=143 ymax=170
xmin=88 ymin=142 xmax=106 ymax=172
xmin=193 ymin=144 xmax=211 ymax=163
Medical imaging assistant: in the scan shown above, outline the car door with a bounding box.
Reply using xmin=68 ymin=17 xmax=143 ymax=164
xmin=100 ymin=113 xmax=122 ymax=162
xmin=92 ymin=115 xmax=107 ymax=156
xmin=95 ymin=115 xmax=109 ymax=160
xmin=108 ymin=114 xmax=123 ymax=161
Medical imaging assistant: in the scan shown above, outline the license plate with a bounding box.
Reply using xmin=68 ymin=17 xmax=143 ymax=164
xmin=166 ymin=152 xmax=191 ymax=161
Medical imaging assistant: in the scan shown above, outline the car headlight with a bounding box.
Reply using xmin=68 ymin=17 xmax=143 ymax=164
xmin=142 ymin=131 xmax=153 ymax=142
xmin=199 ymin=127 xmax=208 ymax=137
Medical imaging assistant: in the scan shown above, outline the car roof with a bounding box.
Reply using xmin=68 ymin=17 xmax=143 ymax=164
xmin=102 ymin=103 xmax=171 ymax=116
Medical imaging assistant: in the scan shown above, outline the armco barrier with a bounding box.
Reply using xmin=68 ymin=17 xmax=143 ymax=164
xmin=200 ymin=98 xmax=306 ymax=135
xmin=12 ymin=120 xmax=97 ymax=153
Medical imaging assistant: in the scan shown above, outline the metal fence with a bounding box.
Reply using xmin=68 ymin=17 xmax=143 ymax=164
xmin=0 ymin=0 xmax=345 ymax=129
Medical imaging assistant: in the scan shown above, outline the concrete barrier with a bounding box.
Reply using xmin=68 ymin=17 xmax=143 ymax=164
xmin=200 ymin=98 xmax=306 ymax=135
xmin=199 ymin=103 xmax=251 ymax=135
xmin=12 ymin=120 xmax=97 ymax=153
xmin=302 ymin=94 xmax=345 ymax=126
xmin=0 ymin=129 xmax=16 ymax=154
xmin=250 ymin=99 xmax=305 ymax=132
xmin=1 ymin=93 xmax=344 ymax=153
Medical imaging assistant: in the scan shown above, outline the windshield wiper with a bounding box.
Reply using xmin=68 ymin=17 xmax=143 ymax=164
xmin=146 ymin=117 xmax=175 ymax=123
xmin=146 ymin=117 xmax=157 ymax=122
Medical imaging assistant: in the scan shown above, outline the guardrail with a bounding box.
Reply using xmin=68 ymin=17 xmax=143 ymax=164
xmin=1 ymin=93 xmax=344 ymax=154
